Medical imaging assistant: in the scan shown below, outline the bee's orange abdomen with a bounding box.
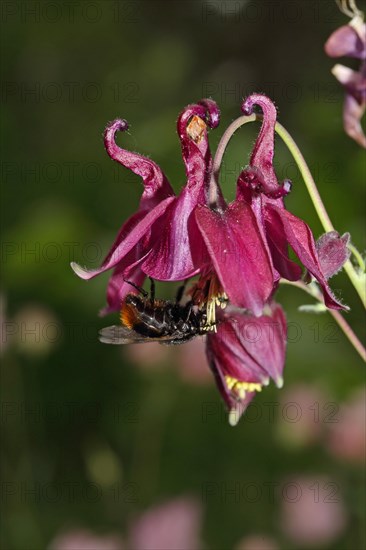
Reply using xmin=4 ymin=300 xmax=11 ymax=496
xmin=120 ymin=302 xmax=137 ymax=329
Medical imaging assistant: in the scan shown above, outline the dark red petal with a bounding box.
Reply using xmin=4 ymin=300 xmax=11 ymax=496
xmin=265 ymin=205 xmax=348 ymax=310
xmin=230 ymin=303 xmax=287 ymax=386
xmin=206 ymin=340 xmax=256 ymax=421
xmin=195 ymin=201 xmax=274 ymax=316
xmin=263 ymin=207 xmax=303 ymax=281
xmin=71 ymin=196 xmax=175 ymax=280
xmin=141 ymin=189 xmax=209 ymax=280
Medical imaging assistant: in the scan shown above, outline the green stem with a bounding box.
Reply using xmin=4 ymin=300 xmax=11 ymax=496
xmin=281 ymin=279 xmax=366 ymax=362
xmin=348 ymin=242 xmax=365 ymax=272
xmin=275 ymin=121 xmax=366 ymax=308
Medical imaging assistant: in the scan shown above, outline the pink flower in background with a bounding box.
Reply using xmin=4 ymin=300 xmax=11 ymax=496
xmin=325 ymin=10 xmax=366 ymax=148
xmin=126 ymin=340 xmax=170 ymax=368
xmin=128 ymin=497 xmax=203 ymax=550
xmin=177 ymin=336 xmax=212 ymax=385
xmin=48 ymin=529 xmax=124 ymax=550
xmin=275 ymin=384 xmax=329 ymax=448
xmin=234 ymin=534 xmax=279 ymax=550
xmin=49 ymin=497 xmax=203 ymax=550
xmin=326 ymin=388 xmax=366 ymax=463
xmin=280 ymin=476 xmax=347 ymax=546
xmin=125 ymin=335 xmax=211 ymax=385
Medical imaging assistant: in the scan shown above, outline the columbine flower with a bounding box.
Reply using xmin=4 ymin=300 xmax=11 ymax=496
xmin=325 ymin=7 xmax=366 ymax=148
xmin=237 ymin=94 xmax=348 ymax=310
xmin=71 ymin=100 xmax=220 ymax=314
xmin=206 ymin=301 xmax=286 ymax=426
xmin=195 ymin=94 xmax=348 ymax=320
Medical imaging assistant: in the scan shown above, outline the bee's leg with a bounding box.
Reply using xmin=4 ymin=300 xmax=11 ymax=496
xmin=183 ymin=301 xmax=194 ymax=323
xmin=123 ymin=279 xmax=148 ymax=298
xmin=149 ymin=277 xmax=155 ymax=304
xmin=175 ymin=280 xmax=188 ymax=304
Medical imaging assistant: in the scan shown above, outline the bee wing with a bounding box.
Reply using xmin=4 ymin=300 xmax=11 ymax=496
xmin=99 ymin=325 xmax=148 ymax=345
xmin=99 ymin=325 xmax=195 ymax=346
xmin=99 ymin=325 xmax=186 ymax=345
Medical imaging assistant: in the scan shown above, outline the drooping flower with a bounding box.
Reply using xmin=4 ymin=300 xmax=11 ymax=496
xmin=206 ymin=301 xmax=287 ymax=426
xmin=194 ymin=94 xmax=348 ymax=318
xmin=71 ymin=100 xmax=220 ymax=314
xmin=236 ymin=94 xmax=348 ymax=310
xmin=325 ymin=9 xmax=366 ymax=148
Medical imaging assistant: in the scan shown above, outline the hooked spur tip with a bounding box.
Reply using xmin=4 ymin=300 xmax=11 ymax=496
xmin=106 ymin=118 xmax=129 ymax=133
xmin=199 ymin=98 xmax=220 ymax=128
xmin=241 ymin=100 xmax=254 ymax=116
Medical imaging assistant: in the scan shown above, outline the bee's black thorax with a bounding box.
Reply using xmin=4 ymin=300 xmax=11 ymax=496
xmin=124 ymin=294 xmax=207 ymax=343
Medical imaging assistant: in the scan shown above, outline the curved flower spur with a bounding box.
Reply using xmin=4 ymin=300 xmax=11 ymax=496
xmin=72 ymin=95 xmax=351 ymax=425
xmin=71 ymin=99 xmax=220 ymax=315
xmin=195 ymin=94 xmax=349 ymax=317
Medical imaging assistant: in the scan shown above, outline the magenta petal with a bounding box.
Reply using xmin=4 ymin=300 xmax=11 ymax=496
xmin=141 ymin=188 xmax=209 ymax=280
xmin=206 ymin=302 xmax=287 ymax=425
xmin=325 ymin=23 xmax=366 ymax=60
xmin=139 ymin=101 xmax=220 ymax=280
xmin=206 ymin=347 xmax=256 ymax=424
xmin=332 ymin=63 xmax=366 ymax=103
xmin=195 ymin=201 xmax=274 ymax=316
xmin=71 ymin=196 xmax=175 ymax=280
xmin=230 ymin=303 xmax=287 ymax=386
xmin=343 ymin=91 xmax=366 ymax=148
xmin=316 ymin=231 xmax=350 ymax=279
xmin=265 ymin=205 xmax=348 ymax=310
xmin=104 ymin=119 xmax=174 ymax=209
xmin=264 ymin=210 xmax=303 ymax=281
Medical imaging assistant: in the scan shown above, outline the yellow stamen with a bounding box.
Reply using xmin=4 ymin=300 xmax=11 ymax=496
xmin=225 ymin=375 xmax=263 ymax=399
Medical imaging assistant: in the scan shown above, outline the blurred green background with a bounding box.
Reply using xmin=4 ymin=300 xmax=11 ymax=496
xmin=1 ymin=1 xmax=365 ymax=549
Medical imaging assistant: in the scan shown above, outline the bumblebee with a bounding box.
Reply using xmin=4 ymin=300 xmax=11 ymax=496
xmin=99 ymin=278 xmax=212 ymax=346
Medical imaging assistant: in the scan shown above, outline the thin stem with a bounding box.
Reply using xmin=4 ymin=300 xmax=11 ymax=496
xmin=275 ymin=121 xmax=366 ymax=308
xmin=208 ymin=113 xmax=256 ymax=205
xmin=274 ymin=122 xmax=334 ymax=232
xmin=281 ymin=279 xmax=366 ymax=362
xmin=336 ymin=0 xmax=364 ymax=20
xmin=348 ymin=243 xmax=366 ymax=272
xmin=330 ymin=309 xmax=366 ymax=362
